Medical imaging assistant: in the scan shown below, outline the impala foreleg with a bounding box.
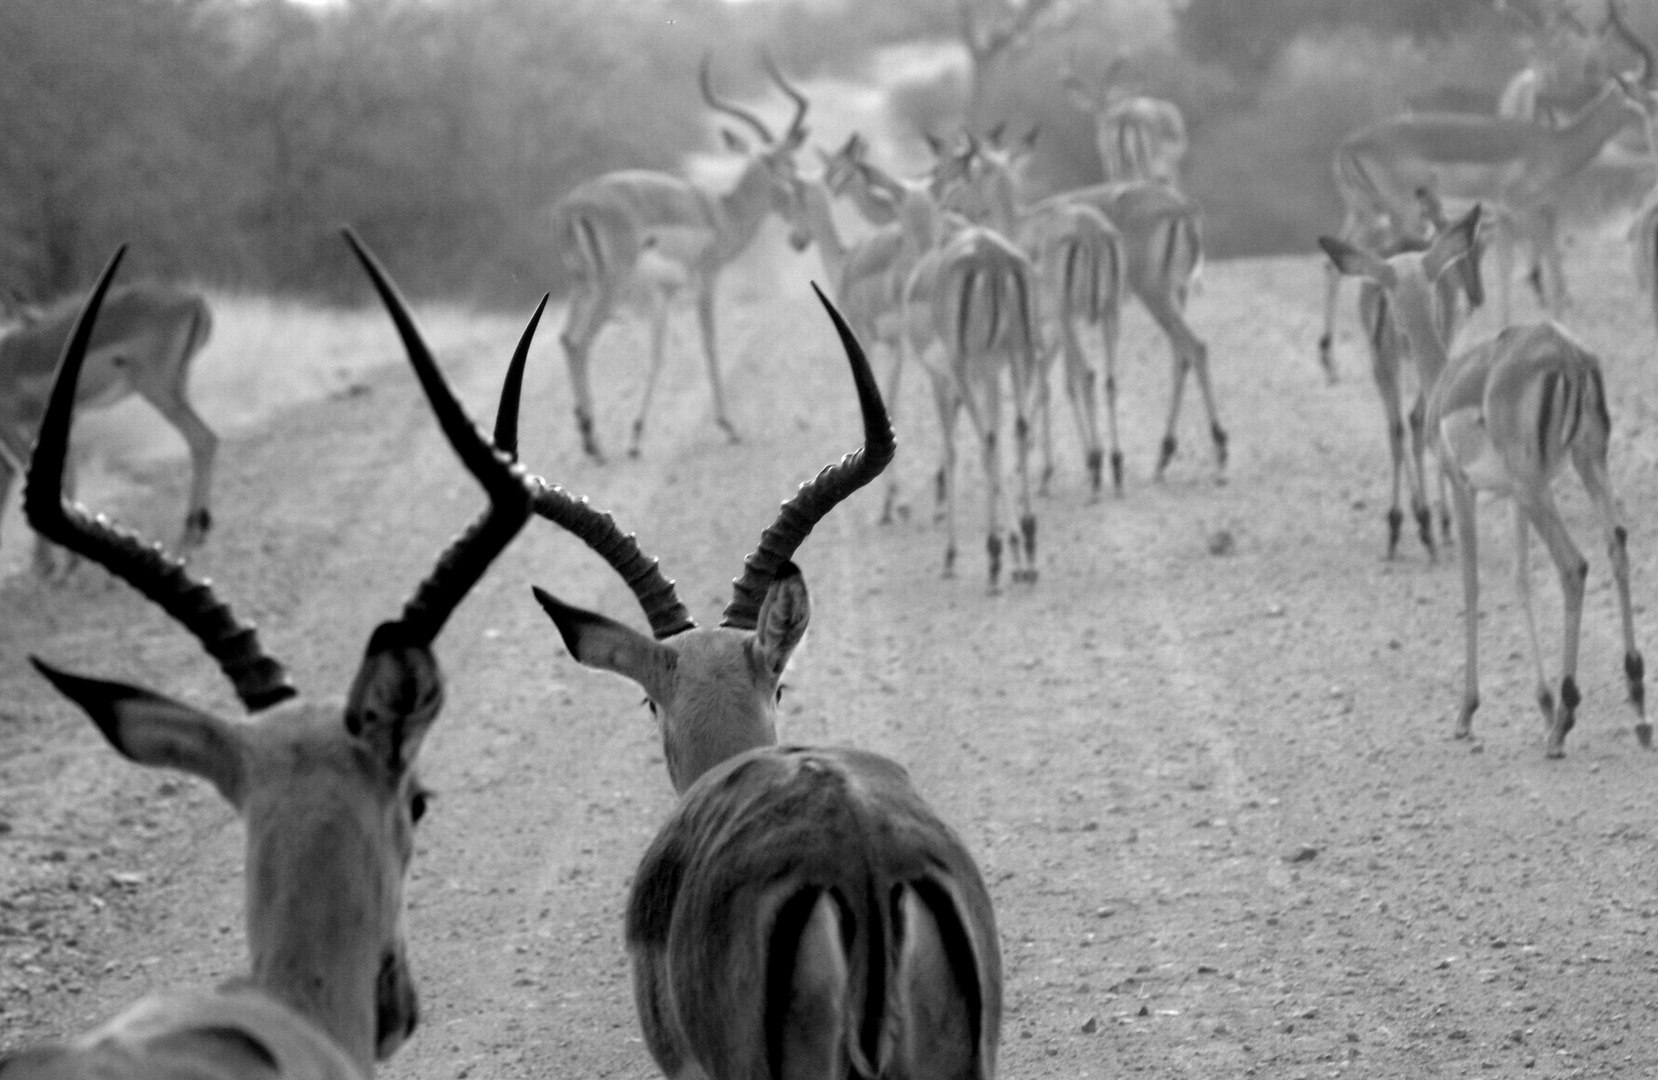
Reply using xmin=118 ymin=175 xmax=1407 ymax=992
xmin=630 ymin=291 xmax=674 ymax=459
xmin=141 ymin=383 xmax=217 ymax=550
xmin=879 ymin=339 xmax=906 ymax=524
xmin=1318 ymin=248 xmax=1342 ymax=383
xmin=694 ymin=285 xmax=740 ymax=445
xmin=560 ymin=286 xmax=613 ymax=462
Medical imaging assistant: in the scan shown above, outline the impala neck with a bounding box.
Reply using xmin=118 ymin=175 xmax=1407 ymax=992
xmin=243 ymin=794 xmax=398 ymax=1074
xmin=1392 ymin=266 xmax=1455 ymax=391
xmin=710 ymin=154 xmax=786 ymax=266
xmin=799 ymin=179 xmax=850 ymax=286
xmin=1529 ymin=80 xmax=1640 ymax=185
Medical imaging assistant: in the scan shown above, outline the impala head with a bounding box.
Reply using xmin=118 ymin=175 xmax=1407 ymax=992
xmin=23 ymin=239 xmax=538 ymax=1071
xmin=1061 ymin=51 xmax=1135 ymax=112
xmin=516 ymin=286 xmax=892 ymax=794
xmin=1320 ymin=204 xmax=1483 ymax=378
xmin=930 ymin=128 xmax=1032 ymax=235
xmin=701 ymin=54 xmax=814 ymax=253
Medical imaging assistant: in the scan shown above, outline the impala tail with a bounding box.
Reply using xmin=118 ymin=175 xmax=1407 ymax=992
xmin=937 ymin=239 xmax=1038 ymax=362
xmin=1052 ymin=212 xmax=1124 ymax=326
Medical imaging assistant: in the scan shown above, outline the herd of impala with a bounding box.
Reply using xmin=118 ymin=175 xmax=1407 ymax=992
xmin=5 ymin=3 xmax=1658 ymax=1076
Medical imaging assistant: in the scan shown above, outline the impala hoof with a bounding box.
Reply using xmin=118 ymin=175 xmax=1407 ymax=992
xmin=1637 ymin=722 xmax=1653 ymax=749
xmin=182 ymin=508 xmax=213 ymax=548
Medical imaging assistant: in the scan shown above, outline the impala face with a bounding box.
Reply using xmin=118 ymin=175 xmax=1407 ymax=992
xmin=15 ymin=235 xmax=537 ymax=1073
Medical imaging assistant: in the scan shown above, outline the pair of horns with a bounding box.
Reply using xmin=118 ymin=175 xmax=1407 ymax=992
xmin=24 ymin=233 xmax=537 ymax=711
xmin=699 ymin=53 xmax=810 ymax=148
xmin=502 ymin=283 xmax=892 ymax=637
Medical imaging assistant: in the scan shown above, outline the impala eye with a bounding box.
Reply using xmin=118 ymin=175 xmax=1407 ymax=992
xmin=409 ymin=787 xmax=432 ymax=824
xmin=775 ymin=683 xmax=788 ymax=705
xmin=642 ymin=697 xmax=658 ymax=717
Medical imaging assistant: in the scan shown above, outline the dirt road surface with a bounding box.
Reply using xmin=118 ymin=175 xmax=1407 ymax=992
xmin=4 ymin=229 xmax=1657 ymax=1079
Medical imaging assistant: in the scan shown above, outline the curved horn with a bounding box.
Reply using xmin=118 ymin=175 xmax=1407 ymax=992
xmin=721 ymin=284 xmax=893 ymax=630
xmin=23 ymin=248 xmax=296 ymax=712
xmin=700 ymin=53 xmax=774 ymax=144
xmin=493 ymin=333 xmax=694 ymax=641
xmin=343 ymin=230 xmax=535 ymax=649
xmin=762 ymin=53 xmax=810 ymax=143
xmin=1609 ymin=0 xmax=1655 ymax=88
xmin=493 ymin=293 xmax=549 ymax=460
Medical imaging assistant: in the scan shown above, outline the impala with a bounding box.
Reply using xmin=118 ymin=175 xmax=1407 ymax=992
xmin=0 ymin=235 xmax=538 ymax=1076
xmin=509 ymin=287 xmax=1002 ymax=1079
xmin=903 ymin=217 xmax=1045 ymax=588
xmin=1318 ymin=2 xmax=1658 ymax=381
xmin=1062 ymin=58 xmax=1189 ymax=187
xmin=0 ymin=282 xmax=215 ymax=577
xmin=549 ymin=56 xmax=811 ymax=462
xmin=933 ymin=136 xmax=1223 ymax=484
xmin=1347 ymin=186 xmax=1485 ymax=560
xmin=934 ymin=132 xmax=1129 ymax=497
xmin=1322 ymin=206 xmax=1646 ymax=758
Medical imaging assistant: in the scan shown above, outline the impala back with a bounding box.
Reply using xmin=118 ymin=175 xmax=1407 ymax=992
xmin=627 ymin=744 xmax=1002 ymax=1080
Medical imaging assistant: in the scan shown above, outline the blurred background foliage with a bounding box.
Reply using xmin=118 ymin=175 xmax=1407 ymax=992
xmin=1 ymin=0 xmax=1650 ymax=306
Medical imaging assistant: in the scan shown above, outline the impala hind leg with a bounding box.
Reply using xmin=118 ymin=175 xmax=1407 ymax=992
xmin=958 ymin=378 xmax=1005 ymax=592
xmin=1058 ymin=320 xmax=1105 ymax=499
xmin=1008 ymin=348 xmax=1040 ymax=585
xmin=1512 ymin=507 xmax=1557 ymax=730
xmin=694 ymin=285 xmax=740 ymax=445
xmin=1449 ymin=475 xmax=1481 ymax=739
xmin=1574 ymin=446 xmax=1648 ymax=746
xmin=1405 ymin=398 xmax=1438 ymax=558
xmin=1521 ymin=489 xmax=1588 ymax=758
xmin=888 ymin=885 xmax=978 ymax=1080
xmin=774 ymin=891 xmax=849 ymax=1080
xmin=561 ymin=281 xmax=615 ymax=462
xmin=1099 ymin=308 xmax=1123 ymax=494
xmin=930 ymin=369 xmax=962 ymax=577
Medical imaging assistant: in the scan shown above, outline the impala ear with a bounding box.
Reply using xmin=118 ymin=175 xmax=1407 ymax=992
xmin=532 ymin=586 xmax=678 ymax=705
xmin=345 ymin=625 xmax=444 ymax=775
xmin=31 ymin=658 xmax=248 ymax=805
xmin=1424 ymin=206 xmax=1482 ymax=284
xmin=752 ymin=562 xmax=809 ymax=680
xmin=1318 ymin=236 xmax=1394 ymax=287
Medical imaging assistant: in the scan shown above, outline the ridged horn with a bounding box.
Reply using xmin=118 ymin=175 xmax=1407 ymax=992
xmin=1609 ymin=0 xmax=1655 ymax=89
xmin=493 ymin=338 xmax=694 ymax=641
xmin=700 ymin=54 xmax=774 ymax=144
xmin=721 ymin=284 xmax=893 ymax=630
xmin=22 ymin=247 xmax=296 ymax=712
xmin=343 ymin=229 xmax=535 ymax=649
